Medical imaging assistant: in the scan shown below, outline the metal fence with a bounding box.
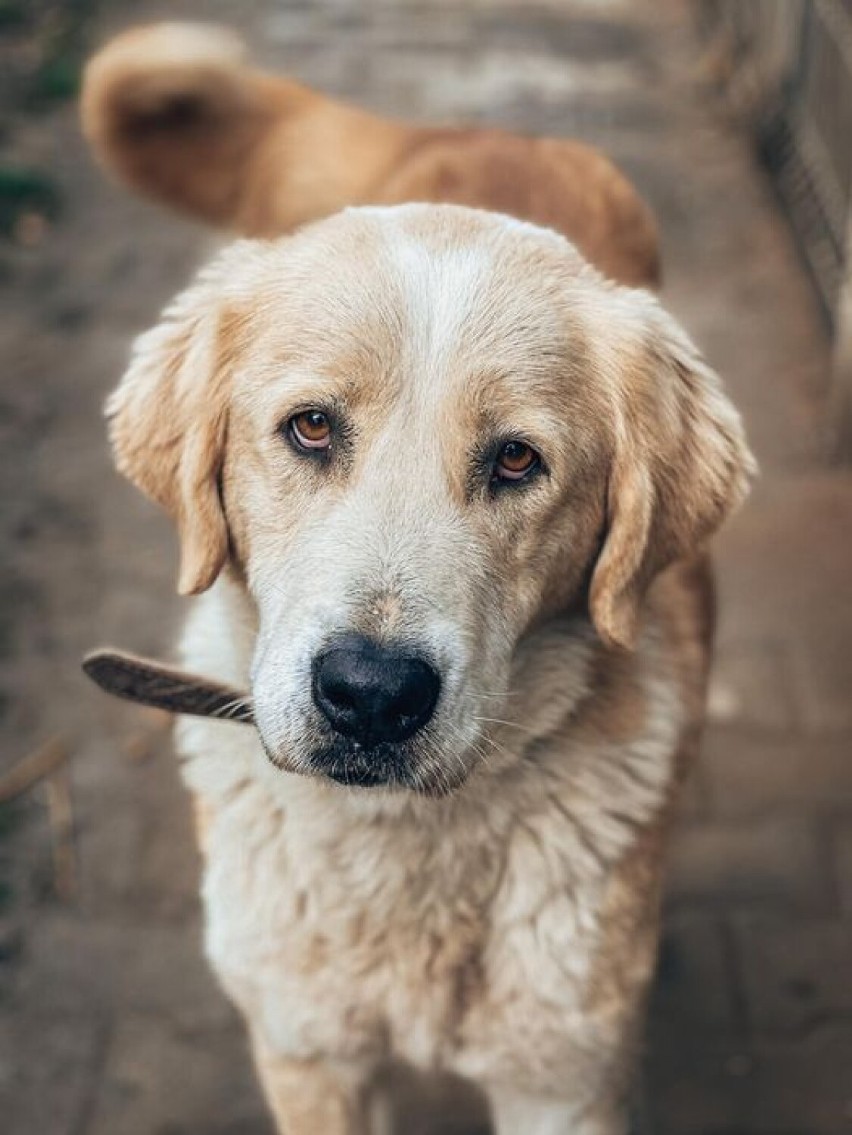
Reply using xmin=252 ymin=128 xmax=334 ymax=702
xmin=699 ymin=0 xmax=852 ymax=452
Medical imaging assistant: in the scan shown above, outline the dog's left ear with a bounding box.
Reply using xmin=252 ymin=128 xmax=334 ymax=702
xmin=107 ymin=257 xmax=242 ymax=595
xmin=589 ymin=294 xmax=756 ymax=649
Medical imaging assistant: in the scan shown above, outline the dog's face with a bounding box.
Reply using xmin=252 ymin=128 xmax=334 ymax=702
xmin=109 ymin=205 xmax=753 ymax=793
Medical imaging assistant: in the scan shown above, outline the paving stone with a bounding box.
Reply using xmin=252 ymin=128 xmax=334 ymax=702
xmin=733 ymin=916 xmax=852 ymax=1034
xmin=791 ymin=634 xmax=852 ymax=735
xmin=72 ymin=744 xmax=203 ymax=923
xmin=675 ymin=758 xmax=709 ymax=820
xmin=646 ymin=1021 xmax=852 ymax=1135
xmin=650 ymin=913 xmax=737 ymax=1030
xmin=707 ymin=640 xmax=799 ymax=731
xmin=84 ymin=1013 xmax=269 ymax=1135
xmin=644 ymin=1019 xmax=765 ymax=1135
xmin=748 ymin=1024 xmax=852 ymax=1134
xmin=714 ymin=476 xmax=852 ymax=695
xmin=701 ymin=726 xmax=852 ymax=817
xmin=832 ymin=820 xmax=852 ymax=915
xmin=376 ymin=1067 xmax=491 ymax=1135
xmin=0 ymin=1010 xmax=104 ymax=1135
xmin=14 ymin=911 xmax=236 ymax=1035
xmin=666 ymin=817 xmax=829 ymax=911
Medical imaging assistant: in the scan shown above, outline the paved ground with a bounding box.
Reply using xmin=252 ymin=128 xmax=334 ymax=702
xmin=1 ymin=1 xmax=851 ymax=1133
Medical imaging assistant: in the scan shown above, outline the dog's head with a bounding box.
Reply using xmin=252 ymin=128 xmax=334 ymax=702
xmin=109 ymin=205 xmax=753 ymax=793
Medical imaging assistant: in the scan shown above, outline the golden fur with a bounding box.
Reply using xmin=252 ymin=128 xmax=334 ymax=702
xmin=83 ymin=25 xmax=755 ymax=1135
xmin=81 ymin=22 xmax=659 ymax=287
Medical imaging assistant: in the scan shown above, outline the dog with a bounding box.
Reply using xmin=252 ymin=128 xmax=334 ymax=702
xmin=81 ymin=22 xmax=659 ymax=290
xmin=82 ymin=24 xmax=754 ymax=1135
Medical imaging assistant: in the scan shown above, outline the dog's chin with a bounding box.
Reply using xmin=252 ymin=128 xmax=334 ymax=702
xmin=310 ymin=736 xmax=462 ymax=796
xmin=260 ymin=730 xmax=466 ymax=797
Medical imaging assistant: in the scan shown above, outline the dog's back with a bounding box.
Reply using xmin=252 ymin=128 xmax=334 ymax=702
xmin=81 ymin=22 xmax=659 ymax=286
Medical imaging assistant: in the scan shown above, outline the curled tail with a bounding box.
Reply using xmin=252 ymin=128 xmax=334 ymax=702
xmin=81 ymin=23 xmax=277 ymax=227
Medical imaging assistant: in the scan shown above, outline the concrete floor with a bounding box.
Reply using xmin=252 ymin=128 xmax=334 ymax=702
xmin=1 ymin=1 xmax=851 ymax=1132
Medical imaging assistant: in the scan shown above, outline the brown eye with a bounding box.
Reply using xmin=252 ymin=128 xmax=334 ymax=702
xmin=290 ymin=409 xmax=331 ymax=451
xmin=494 ymin=440 xmax=540 ymax=482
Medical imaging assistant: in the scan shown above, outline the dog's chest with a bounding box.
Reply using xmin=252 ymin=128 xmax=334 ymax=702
xmin=198 ymin=778 xmax=624 ymax=1077
xmin=200 ymin=784 xmax=504 ymax=1065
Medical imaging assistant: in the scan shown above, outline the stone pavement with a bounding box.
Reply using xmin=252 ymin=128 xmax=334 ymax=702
xmin=1 ymin=1 xmax=850 ymax=1133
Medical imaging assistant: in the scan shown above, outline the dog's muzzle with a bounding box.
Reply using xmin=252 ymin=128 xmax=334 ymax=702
xmin=308 ymin=633 xmax=440 ymax=787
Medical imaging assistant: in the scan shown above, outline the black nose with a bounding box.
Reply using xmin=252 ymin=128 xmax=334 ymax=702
xmin=312 ymin=634 xmax=440 ymax=746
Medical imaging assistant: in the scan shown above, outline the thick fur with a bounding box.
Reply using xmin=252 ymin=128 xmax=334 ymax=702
xmin=81 ymin=22 xmax=660 ymax=287
xmin=103 ymin=202 xmax=754 ymax=1134
xmin=86 ymin=20 xmax=753 ymax=1134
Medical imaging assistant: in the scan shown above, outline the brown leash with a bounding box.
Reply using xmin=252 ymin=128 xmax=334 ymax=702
xmin=82 ymin=648 xmax=254 ymax=725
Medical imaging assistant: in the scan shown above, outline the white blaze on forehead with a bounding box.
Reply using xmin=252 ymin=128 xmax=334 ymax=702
xmin=376 ymin=215 xmax=496 ymax=390
xmin=347 ymin=204 xmax=587 ymax=398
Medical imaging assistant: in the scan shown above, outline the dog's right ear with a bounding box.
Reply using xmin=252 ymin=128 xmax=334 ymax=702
xmin=588 ymin=291 xmax=756 ymax=650
xmin=107 ymin=259 xmax=242 ymax=595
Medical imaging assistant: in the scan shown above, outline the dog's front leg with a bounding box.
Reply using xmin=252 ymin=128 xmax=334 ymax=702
xmin=252 ymin=1036 xmax=372 ymax=1135
xmin=486 ymin=1086 xmax=628 ymax=1135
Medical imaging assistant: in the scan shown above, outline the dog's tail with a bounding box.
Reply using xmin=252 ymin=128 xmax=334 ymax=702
xmin=81 ymin=23 xmax=288 ymax=228
xmin=81 ymin=22 xmax=408 ymax=233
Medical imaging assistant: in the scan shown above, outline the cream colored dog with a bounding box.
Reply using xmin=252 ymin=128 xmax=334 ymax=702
xmin=105 ymin=200 xmax=754 ymax=1134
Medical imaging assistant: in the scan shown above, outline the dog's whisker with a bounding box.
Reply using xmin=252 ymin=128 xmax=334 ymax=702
xmin=441 ymin=721 xmax=493 ymax=778
xmin=471 ymin=714 xmax=538 ymax=738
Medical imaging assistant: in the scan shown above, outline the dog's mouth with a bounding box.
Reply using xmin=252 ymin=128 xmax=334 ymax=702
xmin=82 ymin=648 xmax=468 ymax=796
xmin=297 ymin=733 xmax=464 ymax=796
xmin=306 ymin=735 xmax=418 ymax=790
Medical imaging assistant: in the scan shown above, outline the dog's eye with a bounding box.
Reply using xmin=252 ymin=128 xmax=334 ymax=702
xmin=493 ymin=440 xmax=540 ymax=483
xmin=289 ymin=410 xmax=332 ymax=451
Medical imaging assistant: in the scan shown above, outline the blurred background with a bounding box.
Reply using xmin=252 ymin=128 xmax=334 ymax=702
xmin=1 ymin=1 xmax=851 ymax=1133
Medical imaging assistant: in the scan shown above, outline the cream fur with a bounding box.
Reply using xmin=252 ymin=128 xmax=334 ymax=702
xmin=178 ymin=576 xmax=678 ymax=1130
xmin=107 ymin=206 xmax=754 ymax=1134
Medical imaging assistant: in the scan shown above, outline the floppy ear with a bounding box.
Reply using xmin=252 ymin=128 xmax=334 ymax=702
xmin=107 ymin=265 xmax=236 ymax=595
xmin=589 ymin=296 xmax=756 ymax=650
